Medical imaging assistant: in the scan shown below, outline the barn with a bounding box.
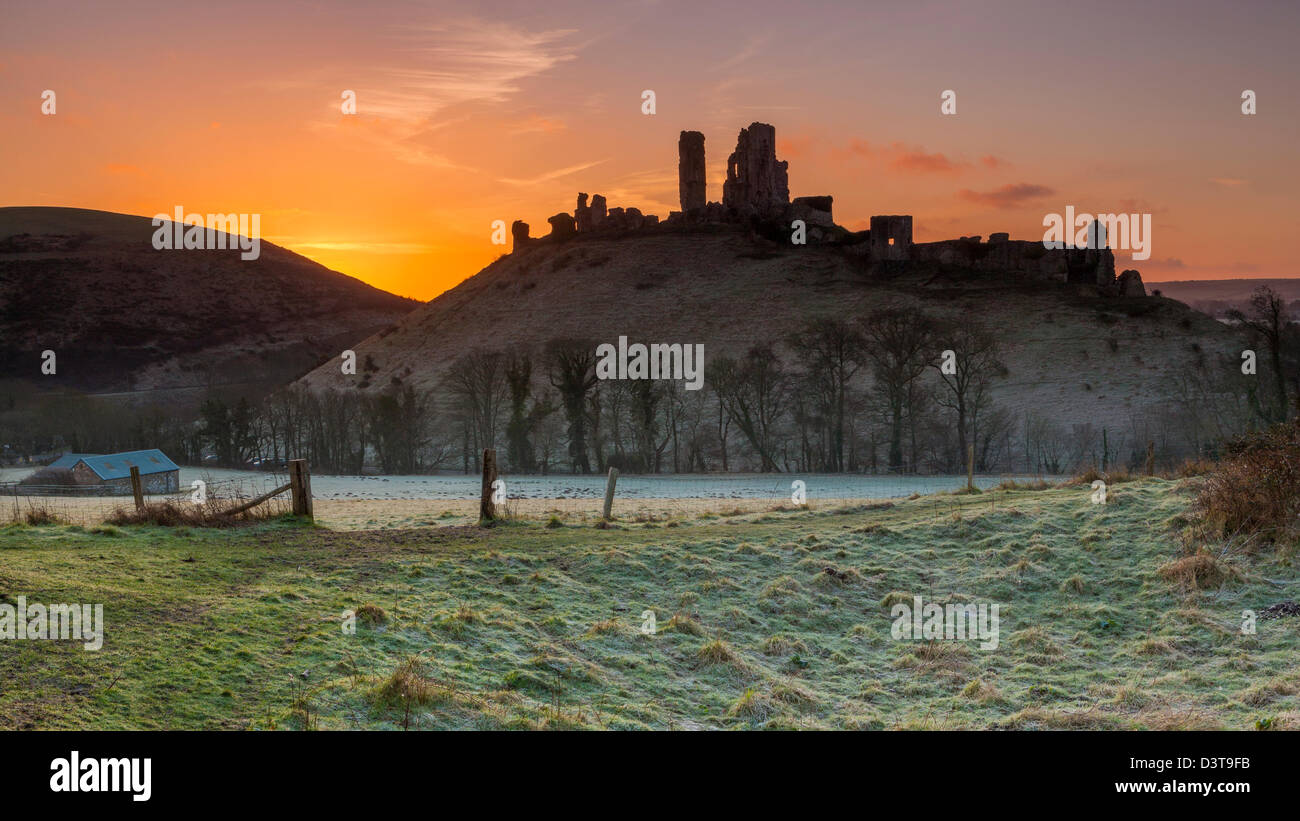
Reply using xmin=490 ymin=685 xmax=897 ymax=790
xmin=58 ymin=450 xmax=181 ymax=494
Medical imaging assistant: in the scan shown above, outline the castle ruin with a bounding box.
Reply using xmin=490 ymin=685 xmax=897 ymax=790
xmin=678 ymin=131 xmax=707 ymax=213
xmin=509 ymin=121 xmax=1134 ymax=295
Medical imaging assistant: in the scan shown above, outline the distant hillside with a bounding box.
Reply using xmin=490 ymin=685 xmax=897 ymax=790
xmin=1151 ymin=278 xmax=1300 ymax=320
xmin=0 ymin=207 xmax=420 ymax=397
xmin=300 ymin=226 xmax=1241 ymax=438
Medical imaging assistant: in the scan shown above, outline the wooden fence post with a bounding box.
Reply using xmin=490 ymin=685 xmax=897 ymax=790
xmin=289 ymin=459 xmax=313 ymax=520
xmin=480 ymin=449 xmax=498 ymax=521
xmin=1145 ymin=441 xmax=1155 ymax=476
xmin=966 ymin=444 xmax=975 ymax=492
xmin=603 ymin=467 xmax=619 ymax=520
xmin=129 ymin=465 xmax=145 ymax=512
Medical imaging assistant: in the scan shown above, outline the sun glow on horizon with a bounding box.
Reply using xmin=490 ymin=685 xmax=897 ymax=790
xmin=2 ymin=1 xmax=1298 ymax=300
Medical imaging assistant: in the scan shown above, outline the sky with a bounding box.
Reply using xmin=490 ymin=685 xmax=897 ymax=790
xmin=2 ymin=0 xmax=1297 ymax=300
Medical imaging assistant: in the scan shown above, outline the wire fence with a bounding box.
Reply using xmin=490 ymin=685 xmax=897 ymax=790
xmin=0 ymin=468 xmax=1075 ymax=529
xmin=287 ymin=472 xmax=1067 ymax=530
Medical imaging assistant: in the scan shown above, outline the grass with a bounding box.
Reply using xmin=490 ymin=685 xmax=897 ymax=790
xmin=1 ymin=479 xmax=1298 ymax=730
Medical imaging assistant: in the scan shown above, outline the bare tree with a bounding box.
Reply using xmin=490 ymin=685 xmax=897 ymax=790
xmin=546 ymin=339 xmax=599 ymax=474
xmin=788 ymin=318 xmax=866 ymax=471
xmin=504 ymin=352 xmax=538 ymax=472
xmin=707 ymin=344 xmax=788 ymax=472
xmin=860 ymin=308 xmax=938 ymax=471
xmin=931 ymin=321 xmax=1004 ymax=467
xmin=1228 ymin=285 xmax=1290 ymax=422
xmin=447 ymin=351 xmax=509 ymax=467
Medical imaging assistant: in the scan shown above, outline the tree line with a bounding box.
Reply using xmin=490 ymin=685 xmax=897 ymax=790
xmin=4 ymin=288 xmax=1295 ymax=477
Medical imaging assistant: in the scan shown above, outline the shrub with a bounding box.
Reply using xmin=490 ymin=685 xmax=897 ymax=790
xmin=105 ymin=498 xmax=286 ymax=528
xmin=1196 ymin=420 xmax=1300 ymax=543
xmin=18 ymin=467 xmax=78 ymax=487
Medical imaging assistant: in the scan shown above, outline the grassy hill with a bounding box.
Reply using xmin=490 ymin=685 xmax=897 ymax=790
xmin=3 ymin=478 xmax=1297 ymax=729
xmin=0 ymin=207 xmax=420 ymax=397
xmin=300 ymin=228 xmax=1241 ymax=437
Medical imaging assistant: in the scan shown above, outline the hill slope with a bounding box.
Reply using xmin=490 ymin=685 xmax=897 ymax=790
xmin=301 ymin=227 xmax=1240 ymax=439
xmin=0 ymin=207 xmax=420 ymax=396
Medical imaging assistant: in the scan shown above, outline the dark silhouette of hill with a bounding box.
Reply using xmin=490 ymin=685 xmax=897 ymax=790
xmin=0 ymin=207 xmax=420 ymax=397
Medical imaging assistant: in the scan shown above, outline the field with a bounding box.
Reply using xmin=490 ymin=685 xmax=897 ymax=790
xmin=2 ymin=478 xmax=1297 ymax=730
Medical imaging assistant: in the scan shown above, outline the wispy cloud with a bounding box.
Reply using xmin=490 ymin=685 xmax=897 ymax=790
xmin=714 ymin=34 xmax=772 ymax=71
xmin=957 ymin=183 xmax=1055 ymax=208
xmin=309 ymin=20 xmax=581 ymax=169
xmin=498 ymin=159 xmax=610 ymax=187
xmin=830 ymin=139 xmax=974 ymax=175
xmin=889 ymin=145 xmax=965 ymax=174
xmin=1209 ymin=177 xmax=1247 ymax=187
xmin=361 ymin=22 xmax=580 ymax=124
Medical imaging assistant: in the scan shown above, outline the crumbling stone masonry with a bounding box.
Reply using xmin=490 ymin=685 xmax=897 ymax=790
xmin=870 ymin=215 xmax=913 ymax=260
xmin=1117 ymin=269 xmax=1145 ymax=296
xmin=547 ymin=212 xmax=575 ymax=238
xmin=575 ymin=194 xmax=592 ymax=232
xmin=678 ymin=131 xmax=707 ymax=212
xmin=722 ymin=122 xmax=789 ymax=218
xmin=508 ymin=121 xmax=1137 ymax=298
xmin=511 ymin=220 xmax=530 ymax=251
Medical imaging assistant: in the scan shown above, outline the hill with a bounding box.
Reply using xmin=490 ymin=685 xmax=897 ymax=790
xmin=300 ymin=226 xmax=1241 ymax=446
xmin=0 ymin=207 xmax=420 ymax=397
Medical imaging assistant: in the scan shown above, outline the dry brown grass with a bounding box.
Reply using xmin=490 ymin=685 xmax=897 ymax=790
xmin=355 ymin=603 xmax=387 ymax=626
xmin=997 ymin=707 xmax=1126 ymax=730
xmin=761 ymin=634 xmax=808 ymax=656
xmin=375 ymin=656 xmax=447 ymax=708
xmin=584 ymin=618 xmax=622 ymax=637
xmin=664 ymin=614 xmax=705 ymax=636
xmin=696 ymin=639 xmax=745 ymax=669
xmin=1196 ymin=420 xmax=1300 ymax=545
xmin=960 ymin=678 xmax=1002 ymax=703
xmin=7 ymin=499 xmax=66 ymax=526
xmin=105 ymin=499 xmax=286 ymax=528
xmin=1174 ymin=457 xmax=1216 ymax=478
xmin=896 ymin=640 xmax=971 ymax=671
xmin=1070 ymin=466 xmax=1134 ymax=485
xmin=1157 ymin=550 xmax=1240 ymax=591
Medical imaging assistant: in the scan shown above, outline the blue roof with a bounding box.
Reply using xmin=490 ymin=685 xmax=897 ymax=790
xmin=49 ymin=452 xmax=98 ymax=470
xmin=75 ymin=450 xmax=179 ymax=481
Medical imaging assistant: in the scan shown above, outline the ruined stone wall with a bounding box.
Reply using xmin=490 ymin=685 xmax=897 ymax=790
xmin=908 ymin=236 xmax=1116 ymax=286
xmin=869 ymin=215 xmax=913 ymax=260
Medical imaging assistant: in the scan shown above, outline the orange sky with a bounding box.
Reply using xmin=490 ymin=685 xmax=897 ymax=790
xmin=2 ymin=0 xmax=1297 ymax=300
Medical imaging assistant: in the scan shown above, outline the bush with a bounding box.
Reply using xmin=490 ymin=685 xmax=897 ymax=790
xmin=1071 ymin=466 xmax=1133 ymax=485
xmin=105 ymin=499 xmax=283 ymax=528
xmin=18 ymin=467 xmax=78 ymax=487
xmin=1196 ymin=420 xmax=1300 ymax=543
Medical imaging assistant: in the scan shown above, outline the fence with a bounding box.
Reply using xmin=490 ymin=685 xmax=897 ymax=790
xmin=1 ymin=460 xmax=313 ymax=526
xmin=470 ymin=448 xmax=1066 ymax=525
xmin=0 ymin=452 xmax=1085 ymax=530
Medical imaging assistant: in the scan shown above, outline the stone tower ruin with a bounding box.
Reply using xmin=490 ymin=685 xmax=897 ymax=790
xmin=870 ymin=215 xmax=913 ymax=260
xmin=722 ymin=122 xmax=789 ymax=218
xmin=678 ymin=131 xmax=706 ymax=212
